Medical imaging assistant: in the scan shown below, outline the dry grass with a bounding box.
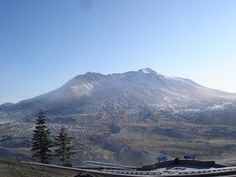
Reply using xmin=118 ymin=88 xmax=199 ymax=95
xmin=0 ymin=157 xmax=79 ymax=177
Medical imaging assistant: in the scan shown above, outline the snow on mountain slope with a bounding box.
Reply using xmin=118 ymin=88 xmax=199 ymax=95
xmin=0 ymin=68 xmax=236 ymax=124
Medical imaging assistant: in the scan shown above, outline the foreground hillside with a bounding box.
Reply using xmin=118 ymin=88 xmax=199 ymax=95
xmin=0 ymin=157 xmax=79 ymax=177
xmin=0 ymin=68 xmax=236 ymax=165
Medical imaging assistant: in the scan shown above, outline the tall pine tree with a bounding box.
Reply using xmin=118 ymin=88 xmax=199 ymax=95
xmin=31 ymin=110 xmax=53 ymax=164
xmin=55 ymin=126 xmax=74 ymax=167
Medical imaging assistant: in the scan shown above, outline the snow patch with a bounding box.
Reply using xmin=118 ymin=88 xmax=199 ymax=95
xmin=208 ymin=102 xmax=232 ymax=111
xmin=139 ymin=68 xmax=173 ymax=79
xmin=71 ymin=82 xmax=94 ymax=97
xmin=142 ymin=68 xmax=154 ymax=74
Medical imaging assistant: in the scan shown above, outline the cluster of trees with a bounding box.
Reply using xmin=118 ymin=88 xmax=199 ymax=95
xmin=31 ymin=110 xmax=74 ymax=166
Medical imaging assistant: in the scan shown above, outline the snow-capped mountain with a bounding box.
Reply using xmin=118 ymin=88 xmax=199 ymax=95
xmin=1 ymin=68 xmax=236 ymax=125
xmin=1 ymin=68 xmax=236 ymax=165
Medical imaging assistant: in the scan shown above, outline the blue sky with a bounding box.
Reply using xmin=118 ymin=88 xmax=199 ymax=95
xmin=0 ymin=0 xmax=236 ymax=104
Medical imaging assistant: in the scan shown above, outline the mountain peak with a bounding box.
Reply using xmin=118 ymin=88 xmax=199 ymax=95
xmin=138 ymin=68 xmax=172 ymax=80
xmin=73 ymin=72 xmax=105 ymax=80
xmin=138 ymin=68 xmax=157 ymax=74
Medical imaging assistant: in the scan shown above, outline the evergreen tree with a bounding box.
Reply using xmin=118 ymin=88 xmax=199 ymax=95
xmin=55 ymin=126 xmax=74 ymax=167
xmin=31 ymin=110 xmax=53 ymax=164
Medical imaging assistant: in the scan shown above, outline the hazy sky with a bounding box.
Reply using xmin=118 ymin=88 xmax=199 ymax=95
xmin=0 ymin=0 xmax=236 ymax=104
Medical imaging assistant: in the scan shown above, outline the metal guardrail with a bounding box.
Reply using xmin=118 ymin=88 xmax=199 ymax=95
xmin=21 ymin=160 xmax=236 ymax=177
xmin=99 ymin=166 xmax=236 ymax=176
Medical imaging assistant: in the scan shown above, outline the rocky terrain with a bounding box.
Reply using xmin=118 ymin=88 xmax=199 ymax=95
xmin=0 ymin=68 xmax=236 ymax=165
